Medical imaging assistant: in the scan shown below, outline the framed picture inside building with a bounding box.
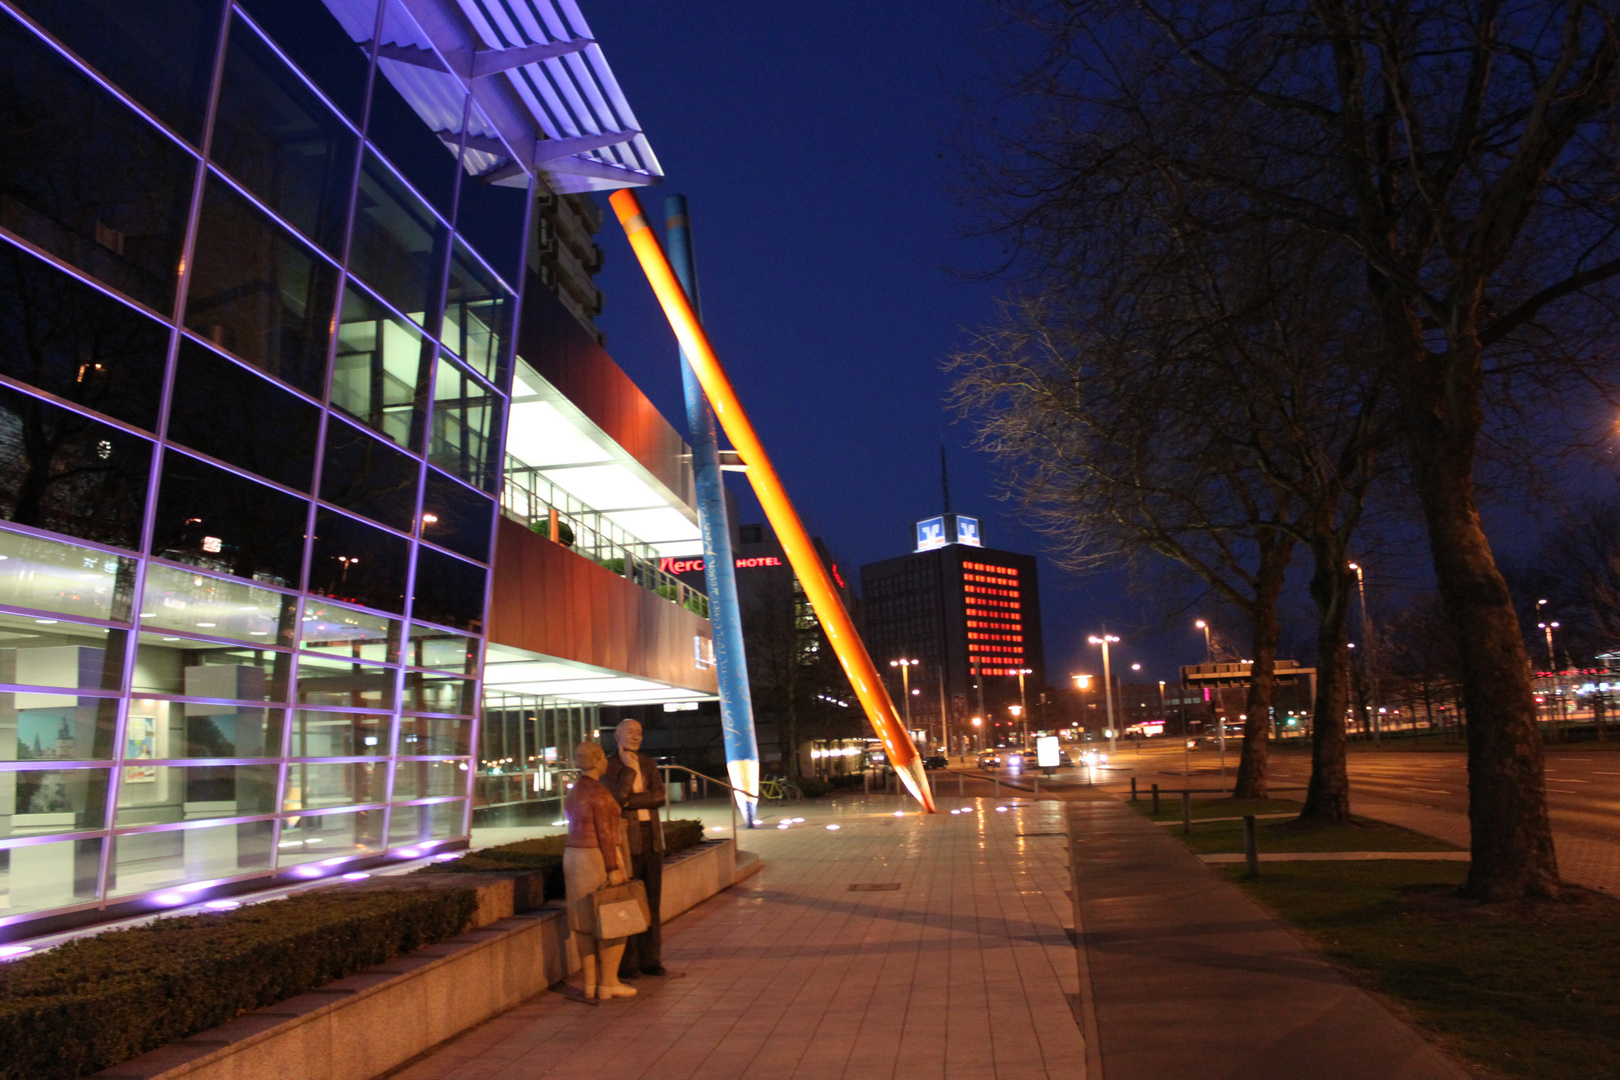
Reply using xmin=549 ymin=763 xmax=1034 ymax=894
xmin=125 ymin=716 xmax=156 ymax=783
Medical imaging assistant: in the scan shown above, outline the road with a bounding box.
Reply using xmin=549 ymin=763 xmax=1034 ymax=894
xmin=968 ymin=740 xmax=1620 ymax=843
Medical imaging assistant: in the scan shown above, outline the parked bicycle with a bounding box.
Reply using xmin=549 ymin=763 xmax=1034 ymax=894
xmin=758 ymin=776 xmax=803 ymax=802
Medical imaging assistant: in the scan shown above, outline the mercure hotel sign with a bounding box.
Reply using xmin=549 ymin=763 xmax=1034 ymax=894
xmin=661 ymin=555 xmax=784 ymax=575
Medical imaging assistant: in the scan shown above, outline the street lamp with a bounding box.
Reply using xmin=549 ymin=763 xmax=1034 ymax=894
xmin=1195 ymin=619 xmax=1212 ymax=661
xmin=1348 ymin=562 xmax=1381 ymax=746
xmin=1088 ymin=634 xmax=1120 ymax=756
xmin=1014 ymin=667 xmax=1032 ymax=747
xmin=1538 ymin=620 xmax=1560 ymax=673
xmin=889 ymin=658 xmax=919 ymax=738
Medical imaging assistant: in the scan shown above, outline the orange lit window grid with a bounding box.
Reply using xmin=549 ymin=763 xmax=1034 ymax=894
xmin=964 ymin=561 xmax=1017 ymax=577
xmin=964 ymin=583 xmax=1020 ymax=598
xmin=967 ymin=632 xmax=1024 ymax=643
xmin=965 ymin=597 xmax=1020 ymax=611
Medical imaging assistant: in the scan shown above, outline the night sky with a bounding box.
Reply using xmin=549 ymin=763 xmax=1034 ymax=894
xmin=576 ymin=1 xmax=1197 ymax=693
xmin=576 ymin=2 xmax=1579 ymax=692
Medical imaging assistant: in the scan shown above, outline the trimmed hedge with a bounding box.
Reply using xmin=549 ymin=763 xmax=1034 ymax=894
xmin=797 ymin=778 xmax=834 ymax=798
xmin=0 ymin=887 xmax=477 ymax=1080
xmin=427 ymin=820 xmax=711 ymax=893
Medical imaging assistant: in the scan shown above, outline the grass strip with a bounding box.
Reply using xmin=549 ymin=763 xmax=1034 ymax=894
xmin=1133 ymin=797 xmax=1459 ymax=854
xmin=1222 ymin=861 xmax=1620 ymax=1080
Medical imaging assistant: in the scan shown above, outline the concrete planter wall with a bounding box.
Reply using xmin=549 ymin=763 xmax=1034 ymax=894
xmin=93 ymin=840 xmax=759 ymax=1080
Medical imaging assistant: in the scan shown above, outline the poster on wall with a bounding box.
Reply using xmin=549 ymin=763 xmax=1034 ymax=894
xmin=124 ymin=716 xmax=156 ymax=783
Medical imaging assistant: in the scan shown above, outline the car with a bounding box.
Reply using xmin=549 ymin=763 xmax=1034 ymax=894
xmin=923 ymin=755 xmax=950 ymax=770
xmin=976 ymin=751 xmax=1001 ymax=768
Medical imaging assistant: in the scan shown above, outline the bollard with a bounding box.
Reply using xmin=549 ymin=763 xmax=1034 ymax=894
xmin=864 ymin=770 xmax=870 ymax=795
xmin=958 ymin=770 xmax=964 ymax=797
xmin=1151 ymin=783 xmax=1160 ymax=816
xmin=1242 ymin=814 xmax=1259 ymax=878
xmin=1131 ymin=777 xmax=1138 ymax=801
xmin=1033 ymin=774 xmax=1040 ymax=796
xmin=1181 ymin=790 xmax=1192 ymax=835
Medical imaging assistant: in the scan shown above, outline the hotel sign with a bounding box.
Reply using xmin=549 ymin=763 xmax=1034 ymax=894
xmin=661 ymin=555 xmax=783 ymax=575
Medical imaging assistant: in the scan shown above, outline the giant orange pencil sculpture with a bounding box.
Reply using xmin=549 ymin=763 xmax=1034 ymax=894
xmin=610 ymin=190 xmax=936 ymax=814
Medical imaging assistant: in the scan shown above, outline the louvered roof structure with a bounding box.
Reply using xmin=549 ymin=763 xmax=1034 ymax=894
xmin=322 ymin=0 xmax=661 ymax=193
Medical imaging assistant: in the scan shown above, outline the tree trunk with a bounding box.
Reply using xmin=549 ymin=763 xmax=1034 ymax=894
xmin=1234 ymin=538 xmax=1291 ymax=798
xmin=1403 ymin=338 xmax=1559 ymax=900
xmin=1300 ymin=537 xmax=1353 ymax=824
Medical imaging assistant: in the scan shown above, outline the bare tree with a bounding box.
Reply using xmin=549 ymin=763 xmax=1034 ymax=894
xmin=950 ymin=218 xmax=1390 ymax=806
xmin=970 ymin=0 xmax=1620 ymax=899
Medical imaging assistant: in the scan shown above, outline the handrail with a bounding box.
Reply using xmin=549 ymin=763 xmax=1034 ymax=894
xmin=660 ymin=762 xmax=756 ymax=799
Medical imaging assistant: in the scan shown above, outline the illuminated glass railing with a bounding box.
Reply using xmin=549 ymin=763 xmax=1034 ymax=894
xmin=500 ymin=458 xmax=708 ymax=618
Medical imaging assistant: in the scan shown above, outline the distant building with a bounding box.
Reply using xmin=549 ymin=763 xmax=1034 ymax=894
xmin=860 ymin=514 xmax=1046 ymax=752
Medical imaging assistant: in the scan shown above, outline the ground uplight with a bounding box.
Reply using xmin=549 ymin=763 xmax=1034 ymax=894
xmin=341 ymin=872 xmax=371 ymax=881
xmin=0 ymin=945 xmax=31 ymax=959
xmin=826 ymin=824 xmax=841 ymax=831
xmin=893 ymin=811 xmax=905 ymax=817
xmin=204 ymin=900 xmax=240 ymax=911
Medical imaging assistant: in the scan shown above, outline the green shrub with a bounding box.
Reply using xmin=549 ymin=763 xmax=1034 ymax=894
xmin=797 ymin=778 xmax=834 ymax=798
xmin=423 ymin=836 xmax=567 ymax=899
xmin=827 ymin=773 xmax=865 ymax=790
xmin=0 ymin=887 xmax=476 ymax=1080
xmin=663 ymin=819 xmax=706 ymax=854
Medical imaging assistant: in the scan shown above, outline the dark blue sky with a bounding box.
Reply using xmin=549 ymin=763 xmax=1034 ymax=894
xmin=580 ymin=1 xmax=1295 ymax=688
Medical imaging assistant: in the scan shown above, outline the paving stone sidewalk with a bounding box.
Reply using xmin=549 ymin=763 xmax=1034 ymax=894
xmin=402 ymin=794 xmax=1084 ymax=1080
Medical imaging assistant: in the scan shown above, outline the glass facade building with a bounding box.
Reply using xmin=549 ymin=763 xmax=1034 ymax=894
xmin=0 ymin=0 xmax=681 ymax=937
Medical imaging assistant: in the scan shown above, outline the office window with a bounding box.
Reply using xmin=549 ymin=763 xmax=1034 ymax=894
xmin=0 ymin=244 xmax=169 ymax=431
xmin=320 ymin=417 xmax=420 ymax=533
xmin=151 ymin=452 xmax=308 ymax=587
xmin=308 ymin=509 xmax=409 ymax=614
xmin=411 ymin=547 xmax=484 ymax=632
xmin=211 ymin=16 xmax=359 ymax=257
xmin=331 ymin=281 xmax=431 ymax=451
xmin=0 ymin=17 xmax=197 ymax=312
xmin=168 ymin=339 xmax=320 ymax=491
xmin=185 ymin=175 xmax=339 ymax=395
xmin=419 ymin=467 xmax=492 ymax=562
xmin=428 ymin=355 xmax=500 ymax=491
xmin=0 ymin=386 xmax=152 ymax=550
xmin=442 ymin=240 xmax=513 ymax=384
xmin=349 ymin=152 xmax=449 ymax=330
xmin=235 ymin=0 xmax=372 ymax=124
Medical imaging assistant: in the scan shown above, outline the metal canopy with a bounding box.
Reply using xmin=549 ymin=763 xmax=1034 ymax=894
xmin=324 ymin=0 xmax=662 ymax=194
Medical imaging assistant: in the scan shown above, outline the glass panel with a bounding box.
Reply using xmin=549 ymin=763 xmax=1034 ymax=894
xmin=392 ymin=759 xmax=462 ymax=800
xmin=348 ymin=152 xmax=449 ymax=330
xmin=320 ymin=417 xmax=419 ymax=532
xmin=119 ymin=698 xmax=282 ymax=760
xmin=429 ymin=356 xmax=500 ymax=491
xmin=167 ymin=339 xmax=320 ymax=490
xmin=0 ymin=385 xmax=153 ymax=551
xmin=282 ymin=760 xmax=386 ymax=810
xmin=0 ymin=837 xmax=102 ymax=915
xmin=410 ymin=547 xmax=485 ymax=633
xmin=366 ymin=5 xmax=458 ymax=217
xmin=400 ymin=714 xmax=470 ymax=755
xmin=406 ymin=623 xmax=477 ymax=675
xmin=0 ymin=613 xmax=128 ymax=691
xmin=130 ymin=639 xmax=291 ymax=706
xmin=184 ymin=174 xmax=339 ymax=395
xmin=1 ymin=693 xmax=118 ymax=761
xmin=402 ymin=672 xmax=475 ymax=715
xmin=420 ymin=468 xmax=492 ymax=562
xmin=0 ymin=527 xmax=136 ymax=622
xmin=0 ymin=18 xmax=196 ymax=312
xmin=296 ymin=653 xmax=394 ymax=709
xmin=139 ymin=563 xmax=298 ymax=647
xmin=386 ymin=797 xmax=462 ymax=846
xmin=454 ymin=105 xmax=527 ymax=290
xmin=14 ymin=0 xmax=222 ymax=143
xmin=289 ymin=709 xmax=389 ymax=757
xmin=307 ymin=510 xmax=408 ymax=613
xmin=150 ymin=451 xmax=308 ymax=587
xmin=211 ymin=17 xmax=357 ymax=256
xmin=109 ymin=819 xmax=275 ymax=896
xmin=299 ymin=601 xmax=400 ymax=663
xmin=331 ymin=281 xmax=431 ymax=450
xmin=114 ymin=763 xmax=277 ymax=827
xmin=277 ymin=806 xmax=383 ymax=864
xmin=442 ymin=240 xmax=512 ymax=384
xmin=3 ymin=766 xmax=109 ymax=832
xmin=0 ymin=243 xmax=168 ymax=430
xmin=235 ymin=0 xmax=372 ymax=123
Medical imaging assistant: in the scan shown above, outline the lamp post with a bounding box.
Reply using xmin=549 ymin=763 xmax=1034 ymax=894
xmin=1009 ymin=704 xmax=1023 ymax=757
xmin=889 ymin=658 xmax=919 ymax=739
xmin=1348 ymin=562 xmax=1381 ymax=746
xmin=1538 ymin=620 xmax=1562 ymax=731
xmin=970 ymin=715 xmax=982 ymax=753
xmin=1088 ymin=635 xmax=1120 ymax=756
xmin=1195 ymin=619 xmax=1212 ymax=661
xmin=1015 ymin=667 xmax=1032 ymax=748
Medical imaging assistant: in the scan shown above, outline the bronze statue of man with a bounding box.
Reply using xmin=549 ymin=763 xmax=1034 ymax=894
xmin=603 ymin=718 xmax=666 ymax=977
